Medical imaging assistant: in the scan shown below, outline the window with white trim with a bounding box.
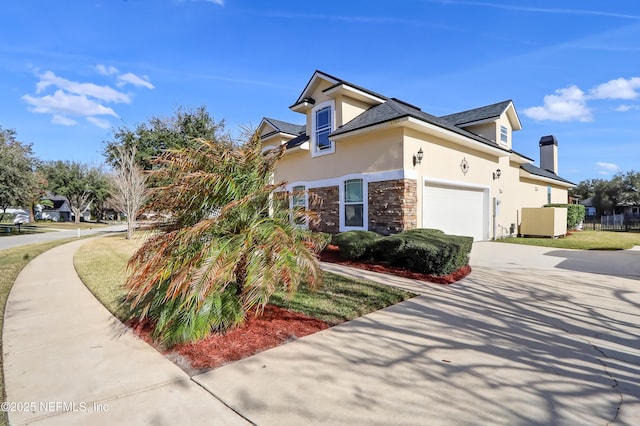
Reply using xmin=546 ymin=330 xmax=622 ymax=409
xmin=311 ymin=101 xmax=335 ymax=156
xmin=547 ymin=185 xmax=552 ymax=204
xmin=500 ymin=125 xmax=508 ymax=145
xmin=344 ymin=179 xmax=364 ymax=228
xmin=291 ymin=185 xmax=307 ymax=227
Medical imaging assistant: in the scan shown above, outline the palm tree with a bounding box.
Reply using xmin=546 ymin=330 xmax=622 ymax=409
xmin=125 ymin=132 xmax=327 ymax=345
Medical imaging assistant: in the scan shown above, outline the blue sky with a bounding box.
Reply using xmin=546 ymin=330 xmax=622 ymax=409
xmin=2 ymin=1 xmax=640 ymax=183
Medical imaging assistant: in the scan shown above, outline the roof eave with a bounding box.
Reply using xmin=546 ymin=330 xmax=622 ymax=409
xmin=519 ymin=169 xmax=575 ymax=188
xmin=332 ymin=116 xmax=510 ymax=157
xmin=323 ymin=83 xmax=386 ymax=105
xmin=284 ymin=141 xmax=310 ymax=154
xmin=509 ymin=151 xmax=534 ymax=164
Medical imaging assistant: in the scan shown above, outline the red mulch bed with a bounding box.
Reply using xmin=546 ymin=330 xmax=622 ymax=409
xmin=319 ymin=244 xmax=471 ymax=284
xmin=128 ymin=305 xmax=328 ymax=372
xmin=127 ymin=245 xmax=470 ymax=372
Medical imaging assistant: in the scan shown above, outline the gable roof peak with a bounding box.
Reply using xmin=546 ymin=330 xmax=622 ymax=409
xmin=260 ymin=117 xmax=305 ymax=137
xmin=440 ymin=99 xmax=522 ymax=130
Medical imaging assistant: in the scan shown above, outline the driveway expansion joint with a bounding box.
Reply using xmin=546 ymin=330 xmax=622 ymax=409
xmin=191 ymin=375 xmax=257 ymax=426
xmin=588 ymin=343 xmax=623 ymax=425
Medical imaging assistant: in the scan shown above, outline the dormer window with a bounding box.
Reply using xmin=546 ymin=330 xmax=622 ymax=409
xmin=311 ymin=100 xmax=335 ymax=156
xmin=500 ymin=125 xmax=508 ymax=145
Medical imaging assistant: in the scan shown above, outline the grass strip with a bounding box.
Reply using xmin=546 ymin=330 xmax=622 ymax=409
xmin=75 ymin=234 xmax=416 ymax=326
xmin=498 ymin=230 xmax=640 ymax=250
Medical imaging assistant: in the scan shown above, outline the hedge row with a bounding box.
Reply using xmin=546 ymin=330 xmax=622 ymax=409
xmin=332 ymin=228 xmax=472 ymax=276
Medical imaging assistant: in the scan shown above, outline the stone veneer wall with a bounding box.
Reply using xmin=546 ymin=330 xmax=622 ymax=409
xmin=307 ymin=179 xmax=417 ymax=235
xmin=368 ymin=179 xmax=417 ymax=235
xmin=309 ymin=186 xmax=340 ymax=234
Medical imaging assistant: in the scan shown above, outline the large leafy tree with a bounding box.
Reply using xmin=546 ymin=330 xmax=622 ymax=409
xmin=569 ymin=179 xmax=594 ymax=201
xmin=0 ymin=126 xmax=39 ymax=220
xmin=104 ymin=106 xmax=222 ymax=172
xmin=124 ymin=131 xmax=327 ymax=345
xmin=40 ymin=161 xmax=109 ymax=223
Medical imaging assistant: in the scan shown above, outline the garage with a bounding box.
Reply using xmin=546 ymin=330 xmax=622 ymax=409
xmin=422 ymin=182 xmax=488 ymax=240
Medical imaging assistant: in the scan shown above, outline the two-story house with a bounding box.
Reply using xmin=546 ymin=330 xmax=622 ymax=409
xmin=259 ymin=70 xmax=574 ymax=240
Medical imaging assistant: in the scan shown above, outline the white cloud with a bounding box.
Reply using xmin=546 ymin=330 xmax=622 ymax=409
xmin=23 ymin=67 xmax=152 ymax=126
xmin=36 ymin=71 xmax=130 ymax=103
xmin=23 ymin=90 xmax=118 ymax=117
xmin=116 ymin=72 xmax=154 ymax=89
xmin=596 ymin=162 xmax=620 ymax=175
xmin=523 ymin=85 xmax=592 ymax=122
xmin=615 ymin=104 xmax=640 ymax=112
xmin=590 ymin=77 xmax=640 ymax=100
xmin=95 ymin=64 xmax=119 ymax=75
xmin=51 ymin=115 xmax=78 ymax=126
xmin=86 ymin=117 xmax=111 ymax=129
xmin=204 ymin=0 xmax=224 ymax=5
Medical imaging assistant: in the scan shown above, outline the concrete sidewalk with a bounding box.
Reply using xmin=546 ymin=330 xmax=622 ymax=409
xmin=3 ymin=239 xmax=248 ymax=425
xmin=4 ymin=239 xmax=640 ymax=425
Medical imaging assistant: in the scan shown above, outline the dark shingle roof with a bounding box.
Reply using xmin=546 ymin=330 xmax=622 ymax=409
xmin=331 ymin=99 xmax=504 ymax=151
xmin=263 ymin=117 xmax=305 ymax=136
xmin=285 ymin=133 xmax=309 ymax=149
xmin=440 ymin=100 xmax=513 ymax=127
xmin=520 ymin=163 xmax=575 ymax=185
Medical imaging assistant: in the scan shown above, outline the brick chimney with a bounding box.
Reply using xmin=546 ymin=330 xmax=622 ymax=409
xmin=539 ymin=135 xmax=558 ymax=174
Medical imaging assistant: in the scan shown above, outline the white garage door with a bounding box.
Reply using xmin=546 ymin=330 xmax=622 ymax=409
xmin=423 ymin=183 xmax=487 ymax=240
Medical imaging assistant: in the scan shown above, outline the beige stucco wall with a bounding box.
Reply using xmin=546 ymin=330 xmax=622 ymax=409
xmin=336 ymin=95 xmax=372 ymax=126
xmin=274 ymin=127 xmax=405 ymax=184
xmin=404 ymin=128 xmax=501 ymax=230
xmin=404 ymin=128 xmax=569 ymax=239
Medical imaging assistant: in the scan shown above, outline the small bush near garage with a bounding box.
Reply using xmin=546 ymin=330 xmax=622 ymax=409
xmin=371 ymin=229 xmax=473 ymax=276
xmin=544 ymin=203 xmax=586 ymax=229
xmin=332 ymin=230 xmax=383 ymax=260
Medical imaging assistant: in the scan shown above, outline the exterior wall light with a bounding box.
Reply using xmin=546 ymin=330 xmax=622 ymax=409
xmin=413 ymin=148 xmax=424 ymax=166
xmin=493 ymin=168 xmax=501 ymax=180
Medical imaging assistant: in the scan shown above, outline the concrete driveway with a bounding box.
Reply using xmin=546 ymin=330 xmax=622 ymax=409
xmin=4 ymin=239 xmax=639 ymax=425
xmin=194 ymin=242 xmax=640 ymax=425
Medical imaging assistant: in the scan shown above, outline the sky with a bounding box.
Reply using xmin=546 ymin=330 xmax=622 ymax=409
xmin=2 ymin=0 xmax=640 ymax=184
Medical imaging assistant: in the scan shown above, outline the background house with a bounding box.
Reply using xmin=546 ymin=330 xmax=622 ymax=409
xmin=36 ymin=195 xmax=72 ymax=222
xmin=259 ymin=71 xmax=574 ymax=240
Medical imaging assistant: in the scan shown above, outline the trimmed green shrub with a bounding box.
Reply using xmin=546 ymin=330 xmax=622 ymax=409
xmin=403 ymin=228 xmax=444 ymax=236
xmin=370 ymin=230 xmax=472 ymax=276
xmin=544 ymin=203 xmax=586 ymax=229
xmin=332 ymin=230 xmax=383 ymax=260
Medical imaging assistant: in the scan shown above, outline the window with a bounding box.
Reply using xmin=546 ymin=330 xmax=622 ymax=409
xmin=344 ymin=179 xmax=364 ymax=227
xmin=291 ymin=185 xmax=307 ymax=227
xmin=547 ymin=185 xmax=552 ymax=204
xmin=315 ymin=107 xmax=332 ymax=150
xmin=500 ymin=125 xmax=508 ymax=145
xmin=311 ymin=101 xmax=335 ymax=156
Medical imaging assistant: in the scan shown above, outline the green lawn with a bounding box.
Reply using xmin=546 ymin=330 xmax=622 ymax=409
xmin=0 ymin=239 xmax=80 ymax=426
xmin=498 ymin=230 xmax=640 ymax=250
xmin=74 ymin=234 xmax=416 ymax=326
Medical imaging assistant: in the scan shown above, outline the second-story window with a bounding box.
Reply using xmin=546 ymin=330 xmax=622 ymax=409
xmin=311 ymin=101 xmax=335 ymax=157
xmin=315 ymin=107 xmax=332 ymax=151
